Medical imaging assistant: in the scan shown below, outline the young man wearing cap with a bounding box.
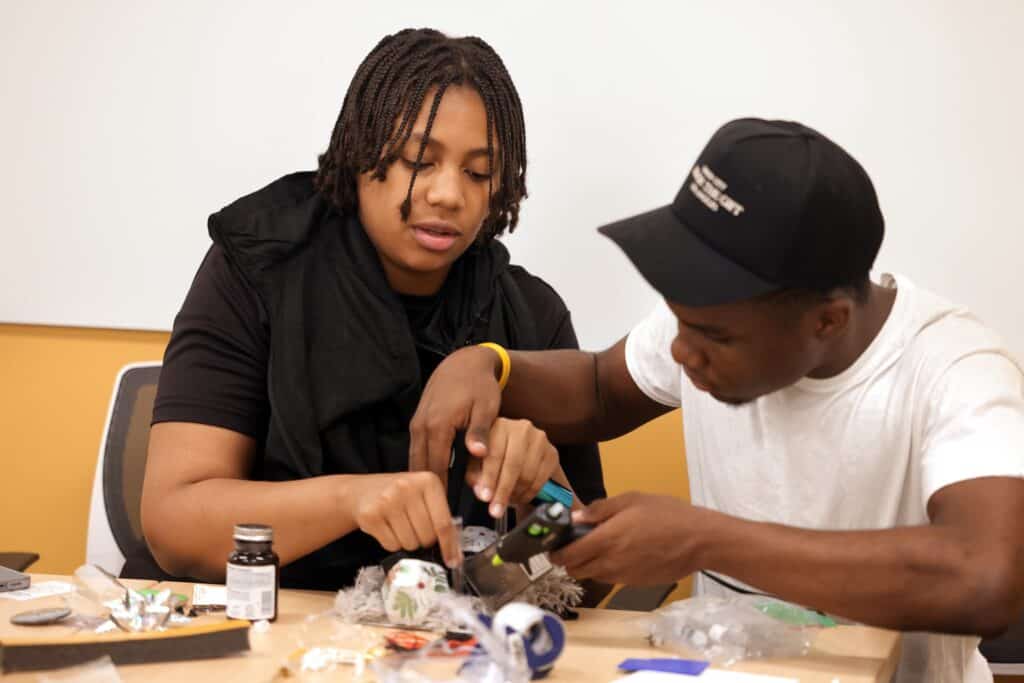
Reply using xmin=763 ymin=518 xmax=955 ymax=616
xmin=409 ymin=118 xmax=1024 ymax=682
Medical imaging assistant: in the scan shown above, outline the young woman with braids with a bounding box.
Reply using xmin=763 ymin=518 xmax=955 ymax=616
xmin=138 ymin=29 xmax=605 ymax=589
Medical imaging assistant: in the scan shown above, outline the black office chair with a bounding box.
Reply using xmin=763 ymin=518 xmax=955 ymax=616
xmin=85 ymin=363 xmax=162 ymax=577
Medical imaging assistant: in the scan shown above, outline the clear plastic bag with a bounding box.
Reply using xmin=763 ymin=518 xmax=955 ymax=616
xmin=62 ymin=565 xmax=188 ymax=633
xmin=276 ymin=610 xmax=380 ymax=680
xmin=372 ymin=595 xmax=531 ymax=683
xmin=648 ymin=595 xmax=834 ymax=666
xmin=372 ymin=639 xmax=527 ymax=683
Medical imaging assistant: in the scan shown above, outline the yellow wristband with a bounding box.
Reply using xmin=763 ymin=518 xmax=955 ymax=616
xmin=478 ymin=342 xmax=511 ymax=389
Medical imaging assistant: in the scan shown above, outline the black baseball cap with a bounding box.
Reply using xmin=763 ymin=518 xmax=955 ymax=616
xmin=599 ymin=118 xmax=884 ymax=307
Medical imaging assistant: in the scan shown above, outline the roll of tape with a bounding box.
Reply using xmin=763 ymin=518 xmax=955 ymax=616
xmin=491 ymin=602 xmax=566 ymax=678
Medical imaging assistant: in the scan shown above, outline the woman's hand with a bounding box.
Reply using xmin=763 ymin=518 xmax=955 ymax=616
xmin=349 ymin=471 xmax=462 ymax=567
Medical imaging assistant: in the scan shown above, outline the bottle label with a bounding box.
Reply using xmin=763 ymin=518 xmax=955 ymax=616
xmin=226 ymin=563 xmax=276 ymax=620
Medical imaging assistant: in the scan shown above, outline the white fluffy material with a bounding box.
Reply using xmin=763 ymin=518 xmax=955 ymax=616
xmin=333 ymin=562 xmax=583 ymax=630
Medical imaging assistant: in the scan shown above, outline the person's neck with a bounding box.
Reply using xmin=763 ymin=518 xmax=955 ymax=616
xmin=382 ymin=261 xmax=449 ymax=297
xmin=809 ymin=282 xmax=897 ymax=379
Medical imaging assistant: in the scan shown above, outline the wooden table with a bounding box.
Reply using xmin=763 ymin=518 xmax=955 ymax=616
xmin=1 ymin=575 xmax=899 ymax=682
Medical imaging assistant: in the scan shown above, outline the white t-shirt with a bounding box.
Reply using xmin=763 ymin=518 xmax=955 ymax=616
xmin=624 ymin=273 xmax=1024 ymax=683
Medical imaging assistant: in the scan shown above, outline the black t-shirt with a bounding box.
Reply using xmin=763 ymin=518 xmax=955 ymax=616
xmin=153 ymin=244 xmax=605 ymax=498
xmin=399 ymin=291 xmax=447 ymax=384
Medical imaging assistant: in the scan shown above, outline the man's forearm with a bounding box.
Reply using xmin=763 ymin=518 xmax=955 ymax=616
xmin=500 ymin=344 xmax=663 ymax=443
xmin=500 ymin=349 xmax=603 ymax=443
xmin=697 ymin=510 xmax=1017 ymax=636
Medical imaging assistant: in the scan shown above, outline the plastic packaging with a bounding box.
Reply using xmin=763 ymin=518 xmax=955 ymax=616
xmin=277 ymin=610 xmax=379 ymax=680
xmin=372 ymin=595 xmax=531 ymax=683
xmin=108 ymin=587 xmax=175 ymax=632
xmin=647 ymin=595 xmax=834 ymax=666
xmin=62 ymin=565 xmax=189 ymax=633
xmin=70 ymin=565 xmax=125 ymax=609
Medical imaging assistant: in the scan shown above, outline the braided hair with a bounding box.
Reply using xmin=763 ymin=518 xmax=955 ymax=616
xmin=315 ymin=28 xmax=527 ymax=241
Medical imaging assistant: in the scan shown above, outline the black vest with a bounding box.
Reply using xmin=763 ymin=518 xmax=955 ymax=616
xmin=209 ymin=173 xmax=545 ymax=589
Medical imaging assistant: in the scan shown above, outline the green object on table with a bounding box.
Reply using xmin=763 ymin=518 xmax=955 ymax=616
xmin=138 ymin=588 xmax=189 ymax=605
xmin=754 ymin=599 xmax=837 ymax=627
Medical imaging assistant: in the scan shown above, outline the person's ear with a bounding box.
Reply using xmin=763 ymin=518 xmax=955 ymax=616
xmin=813 ymin=297 xmax=852 ymax=341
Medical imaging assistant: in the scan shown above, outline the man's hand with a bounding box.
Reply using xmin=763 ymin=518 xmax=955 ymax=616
xmin=550 ymin=492 xmax=712 ymax=585
xmin=350 ymin=471 xmax=462 ymax=568
xmin=409 ymin=346 xmax=504 ymax=489
xmin=465 ymin=417 xmax=559 ymax=518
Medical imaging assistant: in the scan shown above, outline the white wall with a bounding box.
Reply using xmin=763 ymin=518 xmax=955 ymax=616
xmin=2 ymin=1 xmax=1022 ymax=356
